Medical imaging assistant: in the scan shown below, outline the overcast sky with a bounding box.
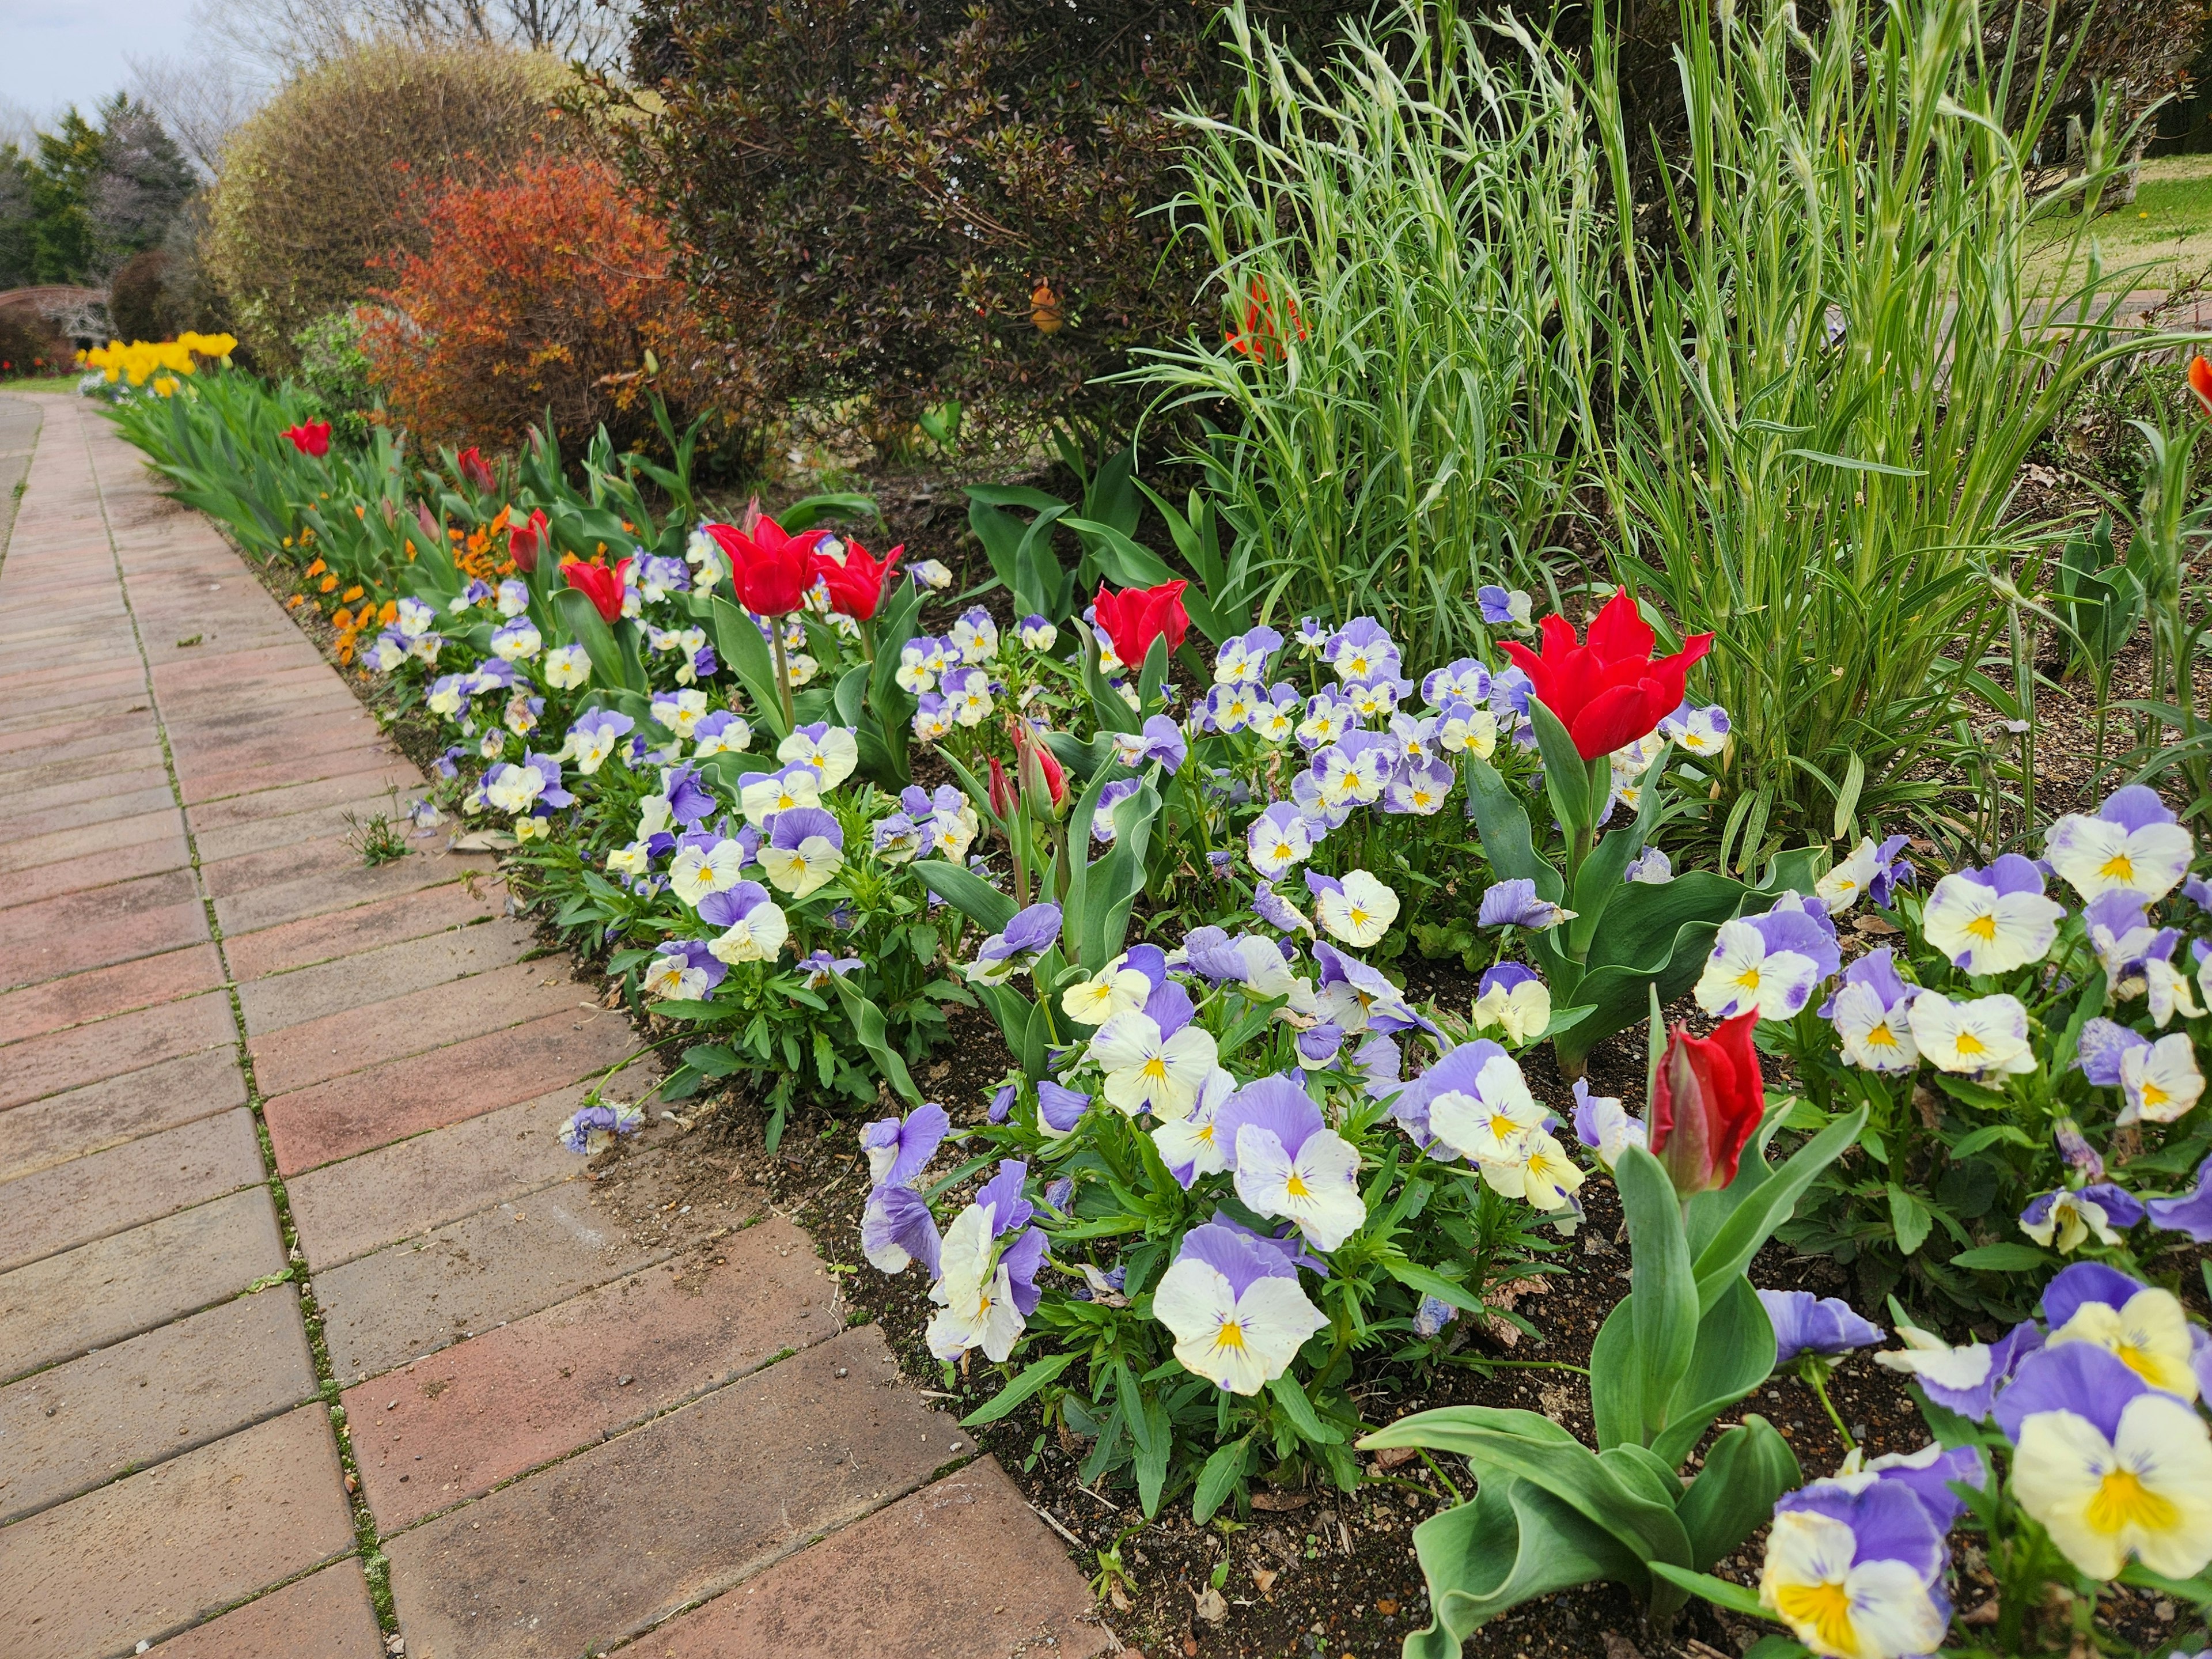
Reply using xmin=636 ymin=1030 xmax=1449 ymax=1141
xmin=3 ymin=0 xmax=198 ymax=129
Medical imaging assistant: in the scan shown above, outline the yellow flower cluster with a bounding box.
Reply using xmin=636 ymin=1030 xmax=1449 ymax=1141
xmin=81 ymin=332 xmax=240 ymax=391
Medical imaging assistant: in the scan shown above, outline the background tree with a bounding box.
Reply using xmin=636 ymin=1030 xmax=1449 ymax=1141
xmin=28 ymin=111 xmax=103 ymax=284
xmin=206 ymin=40 xmax=568 ymax=367
xmin=195 ymin=0 xmax=634 ymax=74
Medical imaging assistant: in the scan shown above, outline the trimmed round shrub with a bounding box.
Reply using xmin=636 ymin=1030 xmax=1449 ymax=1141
xmin=207 ymin=41 xmax=567 ymax=369
xmin=359 ymin=152 xmax=751 ymax=461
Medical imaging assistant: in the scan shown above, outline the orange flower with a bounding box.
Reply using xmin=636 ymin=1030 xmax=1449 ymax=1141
xmin=379 ymin=600 xmax=399 ymax=624
xmin=305 ymin=558 xmax=327 ymax=577
xmin=333 ymin=607 xmax=354 ymax=630
xmin=319 ymin=574 xmax=339 ymax=593
xmin=286 ymin=594 xmax=306 ymax=609
xmin=2191 ymin=355 xmax=2212 ymax=418
xmin=342 ymin=585 xmax=365 ymax=602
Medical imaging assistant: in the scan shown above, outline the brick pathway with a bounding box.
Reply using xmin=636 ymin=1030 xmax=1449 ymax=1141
xmin=0 ymin=393 xmax=1108 ymax=1659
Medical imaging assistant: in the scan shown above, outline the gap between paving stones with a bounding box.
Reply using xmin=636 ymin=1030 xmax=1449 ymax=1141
xmin=62 ymin=397 xmax=401 ymax=1635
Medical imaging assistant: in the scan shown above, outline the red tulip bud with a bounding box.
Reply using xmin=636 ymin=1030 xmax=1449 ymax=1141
xmin=507 ymin=507 xmax=548 ymax=575
xmin=456 ymin=446 xmax=496 ymax=493
xmin=987 ymin=755 xmax=1017 ymax=823
xmin=1647 ymin=1010 xmax=1764 ymax=1195
xmin=1014 ymin=723 xmax=1068 ymax=819
xmin=2191 ymin=355 xmax=2212 ymax=420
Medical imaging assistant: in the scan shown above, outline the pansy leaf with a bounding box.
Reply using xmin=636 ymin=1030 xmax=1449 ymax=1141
xmin=961 ymin=1350 xmax=1078 ymax=1427
xmin=1266 ymin=1373 xmax=1343 ymax=1446
xmin=1192 ymin=1435 xmax=1253 ymax=1524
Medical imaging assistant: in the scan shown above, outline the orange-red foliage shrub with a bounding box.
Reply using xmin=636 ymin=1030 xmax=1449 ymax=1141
xmin=361 ymin=153 xmax=752 ymax=460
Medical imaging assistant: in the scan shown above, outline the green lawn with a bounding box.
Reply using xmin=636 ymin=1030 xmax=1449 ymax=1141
xmin=2027 ymin=155 xmax=2212 ymax=291
xmin=0 ymin=373 xmax=79 ymax=394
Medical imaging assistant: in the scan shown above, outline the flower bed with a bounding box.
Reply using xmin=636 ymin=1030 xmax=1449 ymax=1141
xmin=95 ymin=348 xmax=2212 ymax=1656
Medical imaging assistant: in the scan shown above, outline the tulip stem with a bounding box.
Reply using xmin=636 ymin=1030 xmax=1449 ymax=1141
xmin=770 ymin=621 xmax=796 ymax=730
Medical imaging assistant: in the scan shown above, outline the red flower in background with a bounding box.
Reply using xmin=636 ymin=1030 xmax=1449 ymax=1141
xmin=1499 ymin=589 xmax=1713 ymax=760
xmin=706 ymin=516 xmax=828 ymax=616
xmin=456 ymin=446 xmax=496 ymax=493
xmin=281 ymin=421 xmax=332 ymax=458
xmin=813 ymin=537 xmax=904 ymax=621
xmin=1226 ymin=279 xmax=1306 ymax=363
xmin=1092 ymin=579 xmax=1189 ymax=668
xmin=2190 ymin=355 xmax=2212 ymax=419
xmin=1649 ymin=1010 xmax=1764 ymax=1195
xmin=507 ymin=507 xmax=548 ymax=574
xmin=565 ymin=557 xmax=631 ymax=624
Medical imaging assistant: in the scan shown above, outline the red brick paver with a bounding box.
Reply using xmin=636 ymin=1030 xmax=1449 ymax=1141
xmin=0 ymin=391 xmax=1103 ymax=1659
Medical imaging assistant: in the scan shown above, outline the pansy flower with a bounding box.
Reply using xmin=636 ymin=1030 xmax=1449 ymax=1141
xmin=565 ymin=708 xmax=635 ymax=776
xmin=1696 ymin=898 xmax=1841 ymax=1022
xmin=1483 ymin=1127 xmax=1586 ymax=1211
xmin=2046 ymin=784 xmax=2195 ymax=903
xmin=2147 ymin=1153 xmax=2212 ymax=1244
xmin=1428 ymin=1051 xmax=1547 ymax=1165
xmin=1251 ymin=879 xmax=1313 ymax=937
xmin=1214 ymin=626 xmax=1283 ymax=686
xmin=650 ymin=687 xmax=711 ymax=740
xmin=362 ymin=631 xmax=408 ymax=675
xmin=494 ymin=577 xmax=529 ymax=618
xmin=1152 ymin=1069 xmax=1233 ymax=1188
xmin=543 ymin=642 xmax=590 ymax=690
xmin=692 ymin=710 xmax=752 ymax=758
xmin=1017 ymin=613 xmax=1056 ymax=650
xmin=1422 ymin=657 xmax=1490 ymax=707
xmin=1761 ymin=1290 xmax=1883 ymax=1368
xmin=1247 ymin=801 xmax=1315 ymax=879
xmin=484 ymin=752 xmax=573 ymax=817
xmin=1061 ymin=961 xmax=1153 ymax=1027
xmin=1152 ymin=1221 xmax=1327 ymax=1395
xmin=559 ymin=1099 xmax=643 ymax=1156
xmin=1824 ymin=948 xmax=1919 ymax=1073
xmin=2042 ymin=1263 xmax=2200 ymax=1400
xmin=1324 ymin=616 xmax=1400 ymax=684
xmin=1382 ymin=755 xmax=1455 ymax=816
xmin=738 ymin=763 xmax=823 ymax=827
xmin=2021 ymin=1183 xmax=2145 ymax=1253
xmin=925 ymin=1163 xmax=1046 ymax=1363
xmin=1471 ymin=962 xmax=1551 ymax=1046
xmin=1035 ymin=1080 xmax=1092 ymax=1138
xmin=1998 ymin=1342 xmax=2212 ymax=1580
xmin=1104 ymin=714 xmax=1187 ymax=774
xmin=1571 ymin=1078 xmax=1645 ymax=1169
xmin=1759 ymin=1478 xmax=1950 ymax=1659
xmin=774 ymin=722 xmax=858 ymax=790
xmin=668 ymin=834 xmax=749 ymax=906
xmin=1922 ymin=854 xmax=2066 ymax=974
xmin=1907 ymin=990 xmax=2033 ymax=1076
xmin=870 ymin=812 xmax=923 ymax=866
xmin=1874 ymin=1319 xmax=2044 ymax=1420
xmin=700 ymin=881 xmax=787 ymax=963
xmin=949 ymin=606 xmax=998 ymax=662
xmin=965 ymin=902 xmax=1065 ymax=987
xmin=1312 ymin=869 xmax=1399 ymax=947
xmin=1476 ymin=878 xmax=1570 ymax=931
xmin=1476 ymin=585 xmax=1533 ymax=628
xmin=1657 ymin=699 xmax=1730 ymax=755
xmin=1434 ymin=699 xmax=1498 ymax=759
xmin=1215 ymin=1074 xmax=1366 ymax=1250
xmin=1816 ymin=835 xmax=1910 ymax=914
xmin=941 ymin=665 xmax=995 ymax=726
xmin=1296 ymin=691 xmax=1358 ymax=751
xmin=1251 ymin=684 xmax=1302 ymax=743
xmin=1313 ymin=732 xmax=1393 ymax=808
xmin=642 ymin=940 xmax=726 ymax=1002
xmin=758 ymin=806 xmax=845 ymax=898
xmin=1090 ymin=995 xmax=1217 ymax=1116
xmin=1343 ymin=676 xmax=1410 ymax=721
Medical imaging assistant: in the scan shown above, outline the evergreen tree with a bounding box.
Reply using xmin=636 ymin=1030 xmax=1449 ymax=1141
xmin=29 ymin=111 xmax=103 ymax=283
xmin=0 ymin=145 xmax=35 ymax=290
xmin=91 ymin=95 xmax=194 ymax=268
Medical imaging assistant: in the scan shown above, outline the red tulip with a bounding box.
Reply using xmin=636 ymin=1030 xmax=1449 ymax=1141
xmin=813 ymin=538 xmax=904 ymax=622
xmin=1092 ymin=579 xmax=1189 ymax=669
xmin=507 ymin=507 xmax=548 ymax=575
xmin=1648 ymin=1010 xmax=1764 ymax=1195
xmin=1226 ymin=279 xmax=1307 ymax=363
xmin=1498 ymin=589 xmax=1713 ymax=761
xmin=706 ymin=514 xmax=828 ymax=616
xmin=2191 ymin=356 xmax=2212 ymax=419
xmin=565 ymin=557 xmax=631 ymax=625
xmin=987 ymin=755 xmax=1017 ymax=822
xmin=456 ymin=446 xmax=496 ymax=493
xmin=281 ymin=420 xmax=332 ymax=459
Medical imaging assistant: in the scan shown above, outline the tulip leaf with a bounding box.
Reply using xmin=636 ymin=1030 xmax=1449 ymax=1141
xmin=1528 ymin=699 xmax=1592 ymax=838
xmin=1399 ymin=1472 xmax=1651 ymax=1646
xmin=1080 ymin=782 xmax=1161 ymax=972
xmin=1677 ymin=1417 xmax=1803 ymax=1571
xmin=1649 ymin=1276 xmax=1779 ymax=1469
xmin=552 ymin=588 xmax=635 ymax=694
xmin=912 ymin=858 xmax=1018 ymax=935
xmin=1077 ymin=618 xmax=1142 ymax=734
xmin=829 ymin=977 xmax=923 ymax=1107
xmin=1462 ymin=757 xmax=1562 ymax=900
xmin=1647 ymin=1562 xmax=1772 ymax=1620
xmin=707 ymin=593 xmax=789 ymax=740
xmin=1616 ymin=1146 xmax=1698 ymax=1452
xmin=1137 ymin=634 xmax=1171 ymax=714
xmin=1690 ymin=1106 xmax=1867 ymax=1315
